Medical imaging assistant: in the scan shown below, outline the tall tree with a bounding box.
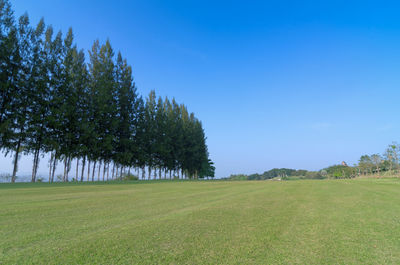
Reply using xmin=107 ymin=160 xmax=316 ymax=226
xmin=383 ymin=142 xmax=399 ymax=174
xmin=162 ymin=98 xmax=175 ymax=178
xmin=144 ymin=90 xmax=157 ymax=179
xmin=0 ymin=0 xmax=18 ymax=152
xmin=371 ymin=154 xmax=382 ymax=176
xmin=154 ymin=97 xmax=168 ymax=179
xmin=71 ymin=48 xmax=90 ymax=182
xmin=88 ymin=39 xmax=118 ymax=179
xmin=358 ymin=155 xmax=373 ymax=175
xmin=25 ymin=18 xmax=48 ymax=182
xmin=45 ymin=28 xmax=65 ymax=182
xmin=0 ymin=0 xmax=215 ymax=182
xmin=49 ymin=28 xmax=81 ymax=182
xmin=114 ymin=52 xmax=137 ymax=170
xmin=133 ymin=96 xmax=147 ymax=180
xmin=8 ymin=13 xmax=34 ymax=182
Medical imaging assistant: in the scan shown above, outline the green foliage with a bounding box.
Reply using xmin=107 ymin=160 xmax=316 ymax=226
xmin=357 ymin=143 xmax=400 ymax=177
xmin=234 ymin=168 xmax=313 ymax=180
xmin=123 ymin=174 xmax=139 ymax=181
xmin=0 ymin=1 xmax=214 ymax=182
xmin=323 ymin=165 xmax=356 ymax=179
xmin=230 ymin=140 xmax=400 ymax=181
xmin=56 ymin=174 xmax=63 ymax=182
xmin=304 ymin=171 xmax=324 ymax=179
xmin=228 ymin=174 xmax=249 ymax=180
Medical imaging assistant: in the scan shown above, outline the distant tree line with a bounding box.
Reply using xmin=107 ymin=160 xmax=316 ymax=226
xmin=228 ymin=168 xmax=324 ymax=180
xmin=228 ymin=142 xmax=400 ymax=180
xmin=0 ymin=0 xmax=214 ymax=182
xmin=322 ymin=142 xmax=400 ymax=179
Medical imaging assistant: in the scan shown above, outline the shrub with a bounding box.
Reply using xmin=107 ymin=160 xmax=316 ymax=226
xmin=56 ymin=175 xmax=63 ymax=182
xmin=123 ymin=174 xmax=139 ymax=181
xmin=305 ymin=171 xmax=324 ymax=179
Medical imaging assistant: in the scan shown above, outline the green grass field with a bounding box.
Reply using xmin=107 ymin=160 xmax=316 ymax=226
xmin=1 ymin=179 xmax=400 ymax=264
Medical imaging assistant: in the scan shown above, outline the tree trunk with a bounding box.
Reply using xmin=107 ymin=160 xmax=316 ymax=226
xmin=97 ymin=161 xmax=101 ymax=181
xmin=51 ymin=156 xmax=57 ymax=183
xmin=65 ymin=156 xmax=71 ymax=182
xmin=112 ymin=163 xmax=115 ymax=179
xmin=92 ymin=161 xmax=96 ymax=182
xmin=80 ymin=156 xmax=86 ymax=182
xmin=63 ymin=158 xmax=67 ymax=182
xmin=31 ymin=148 xmax=40 ymax=182
xmin=49 ymin=152 xmax=54 ymax=183
xmin=75 ymin=158 xmax=79 ymax=181
xmin=11 ymin=140 xmax=21 ymax=183
xmin=87 ymin=160 xmax=91 ymax=182
xmin=31 ymin=150 xmax=37 ymax=182
xmin=148 ymin=166 xmax=152 ymax=180
xmin=141 ymin=166 xmax=145 ymax=180
xmin=34 ymin=150 xmax=40 ymax=181
xmin=107 ymin=162 xmax=110 ymax=181
xmin=103 ymin=162 xmax=106 ymax=181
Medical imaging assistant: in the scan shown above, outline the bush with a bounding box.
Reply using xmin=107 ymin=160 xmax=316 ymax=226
xmin=305 ymin=171 xmax=324 ymax=179
xmin=229 ymin=174 xmax=248 ymax=180
xmin=323 ymin=165 xmax=357 ymax=179
xmin=56 ymin=175 xmax=63 ymax=182
xmin=123 ymin=174 xmax=139 ymax=181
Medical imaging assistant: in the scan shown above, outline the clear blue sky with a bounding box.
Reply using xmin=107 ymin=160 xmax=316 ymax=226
xmin=6 ymin=0 xmax=400 ymax=178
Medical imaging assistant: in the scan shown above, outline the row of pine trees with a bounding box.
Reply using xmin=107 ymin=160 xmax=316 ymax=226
xmin=0 ymin=0 xmax=215 ymax=182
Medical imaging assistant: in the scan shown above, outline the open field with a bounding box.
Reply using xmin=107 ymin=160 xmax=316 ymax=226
xmin=1 ymin=179 xmax=400 ymax=264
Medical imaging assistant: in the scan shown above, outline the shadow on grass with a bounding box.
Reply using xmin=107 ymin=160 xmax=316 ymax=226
xmin=0 ymin=178 xmax=225 ymax=189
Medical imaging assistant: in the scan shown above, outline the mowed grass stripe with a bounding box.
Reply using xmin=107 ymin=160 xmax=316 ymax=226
xmin=1 ymin=179 xmax=400 ymax=264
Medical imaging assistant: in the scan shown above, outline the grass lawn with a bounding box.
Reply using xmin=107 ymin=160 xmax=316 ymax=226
xmin=1 ymin=179 xmax=400 ymax=264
